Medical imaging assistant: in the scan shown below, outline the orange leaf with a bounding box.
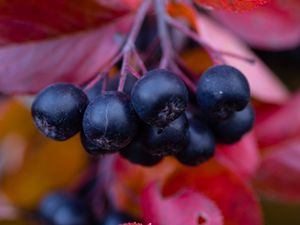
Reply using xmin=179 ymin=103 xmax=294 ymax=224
xmin=0 ymin=100 xmax=88 ymax=209
xmin=194 ymin=0 xmax=270 ymax=12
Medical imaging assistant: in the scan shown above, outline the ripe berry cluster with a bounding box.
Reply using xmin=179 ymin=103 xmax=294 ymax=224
xmin=32 ymin=64 xmax=254 ymax=167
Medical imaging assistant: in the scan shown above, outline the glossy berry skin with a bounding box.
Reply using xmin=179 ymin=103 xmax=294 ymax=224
xmin=83 ymin=91 xmax=138 ymax=152
xmin=176 ymin=119 xmax=215 ymax=166
xmin=80 ymin=132 xmax=108 ymax=156
xmin=131 ymin=69 xmax=188 ymax=127
xmin=32 ymin=83 xmax=88 ymax=141
xmin=142 ymin=114 xmax=189 ymax=156
xmin=213 ymin=104 xmax=255 ymax=144
xmin=39 ymin=192 xmax=88 ymax=225
xmin=100 ymin=212 xmax=134 ymax=225
xmin=120 ymin=138 xmax=162 ymax=167
xmin=197 ymin=65 xmax=250 ymax=121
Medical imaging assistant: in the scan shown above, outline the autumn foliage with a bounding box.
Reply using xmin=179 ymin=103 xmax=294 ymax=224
xmin=0 ymin=0 xmax=300 ymax=225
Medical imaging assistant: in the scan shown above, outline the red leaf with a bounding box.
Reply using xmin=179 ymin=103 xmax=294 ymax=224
xmin=141 ymin=182 xmax=223 ymax=225
xmin=194 ymin=0 xmax=270 ymax=12
xmin=215 ymin=132 xmax=260 ymax=180
xmin=255 ymin=91 xmax=300 ymax=148
xmin=196 ymin=14 xmax=290 ymax=104
xmin=163 ymin=160 xmax=263 ymax=225
xmin=0 ymin=15 xmax=133 ymax=94
xmin=0 ymin=0 xmax=128 ymax=45
xmin=213 ymin=0 xmax=300 ymax=50
xmin=254 ymin=139 xmax=300 ymax=202
xmin=0 ymin=0 xmax=134 ymax=95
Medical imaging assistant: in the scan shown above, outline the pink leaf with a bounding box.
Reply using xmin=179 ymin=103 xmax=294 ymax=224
xmin=215 ymin=132 xmax=260 ymax=180
xmin=0 ymin=0 xmax=128 ymax=45
xmin=141 ymin=182 xmax=223 ymax=225
xmin=196 ymin=14 xmax=290 ymax=104
xmin=255 ymin=91 xmax=300 ymax=148
xmin=213 ymin=0 xmax=300 ymax=50
xmin=254 ymin=139 xmax=300 ymax=202
xmin=164 ymin=161 xmax=263 ymax=225
xmin=0 ymin=16 xmax=133 ymax=94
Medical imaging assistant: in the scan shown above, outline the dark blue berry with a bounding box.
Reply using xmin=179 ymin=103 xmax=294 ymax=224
xmin=100 ymin=212 xmax=135 ymax=225
xmin=197 ymin=65 xmax=250 ymax=121
xmin=82 ymin=91 xmax=138 ymax=152
xmin=131 ymin=69 xmax=188 ymax=127
xmin=39 ymin=192 xmax=88 ymax=225
xmin=32 ymin=83 xmax=88 ymax=141
xmin=120 ymin=138 xmax=162 ymax=166
xmin=176 ymin=119 xmax=215 ymax=166
xmin=142 ymin=114 xmax=189 ymax=156
xmin=213 ymin=104 xmax=255 ymax=144
xmin=80 ymin=132 xmax=106 ymax=156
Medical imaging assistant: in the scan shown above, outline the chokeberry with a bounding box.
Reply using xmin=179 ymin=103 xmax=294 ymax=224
xmin=142 ymin=114 xmax=189 ymax=156
xmin=80 ymin=132 xmax=105 ymax=156
xmin=32 ymin=83 xmax=88 ymax=141
xmin=197 ymin=65 xmax=250 ymax=121
xmin=213 ymin=104 xmax=255 ymax=144
xmin=120 ymin=138 xmax=162 ymax=167
xmin=176 ymin=119 xmax=215 ymax=166
xmin=100 ymin=212 xmax=135 ymax=225
xmin=131 ymin=69 xmax=188 ymax=127
xmin=82 ymin=91 xmax=138 ymax=152
xmin=39 ymin=192 xmax=88 ymax=225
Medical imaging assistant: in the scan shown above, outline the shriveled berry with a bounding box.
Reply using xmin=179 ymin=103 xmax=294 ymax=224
xmin=32 ymin=83 xmax=88 ymax=141
xmin=142 ymin=114 xmax=189 ymax=156
xmin=197 ymin=65 xmax=250 ymax=121
xmin=131 ymin=69 xmax=188 ymax=127
xmin=213 ymin=104 xmax=255 ymax=144
xmin=176 ymin=119 xmax=215 ymax=166
xmin=120 ymin=138 xmax=162 ymax=167
xmin=39 ymin=192 xmax=88 ymax=225
xmin=83 ymin=91 xmax=138 ymax=152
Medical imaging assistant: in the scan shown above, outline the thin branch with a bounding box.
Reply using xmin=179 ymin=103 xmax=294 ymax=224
xmin=155 ymin=0 xmax=173 ymax=69
xmin=117 ymin=0 xmax=151 ymax=91
xmin=132 ymin=47 xmax=147 ymax=74
xmin=127 ymin=64 xmax=142 ymax=79
xmin=166 ymin=15 xmax=255 ymax=64
xmin=171 ymin=62 xmax=197 ymax=93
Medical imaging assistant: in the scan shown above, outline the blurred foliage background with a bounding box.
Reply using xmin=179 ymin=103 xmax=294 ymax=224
xmin=254 ymin=46 xmax=300 ymax=225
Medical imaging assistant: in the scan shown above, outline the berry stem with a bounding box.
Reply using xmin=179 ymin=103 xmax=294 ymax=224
xmin=118 ymin=0 xmax=151 ymax=91
xmin=155 ymin=0 xmax=173 ymax=69
xmin=171 ymin=62 xmax=197 ymax=92
xmin=132 ymin=47 xmax=147 ymax=74
xmin=166 ymin=15 xmax=255 ymax=64
xmin=127 ymin=64 xmax=142 ymax=79
xmin=84 ymin=72 xmax=108 ymax=90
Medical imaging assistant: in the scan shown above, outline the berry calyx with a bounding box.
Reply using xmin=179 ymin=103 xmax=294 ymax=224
xmin=32 ymin=83 xmax=88 ymax=141
xmin=176 ymin=118 xmax=215 ymax=166
xmin=197 ymin=65 xmax=250 ymax=121
xmin=82 ymin=91 xmax=139 ymax=152
xmin=131 ymin=69 xmax=188 ymax=127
